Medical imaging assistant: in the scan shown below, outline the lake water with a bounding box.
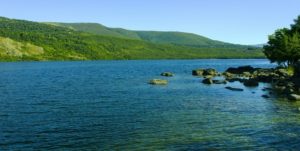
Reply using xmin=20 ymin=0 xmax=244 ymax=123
xmin=1 ymin=59 xmax=300 ymax=150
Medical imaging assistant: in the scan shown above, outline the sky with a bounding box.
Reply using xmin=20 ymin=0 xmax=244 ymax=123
xmin=1 ymin=0 xmax=300 ymax=45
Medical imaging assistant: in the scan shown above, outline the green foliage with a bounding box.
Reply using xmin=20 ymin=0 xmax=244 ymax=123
xmin=264 ymin=16 xmax=300 ymax=66
xmin=50 ymin=22 xmax=249 ymax=48
xmin=0 ymin=16 xmax=264 ymax=61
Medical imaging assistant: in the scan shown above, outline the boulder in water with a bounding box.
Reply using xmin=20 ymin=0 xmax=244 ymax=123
xmin=225 ymin=65 xmax=255 ymax=74
xmin=149 ymin=79 xmax=168 ymax=85
xmin=161 ymin=72 xmax=174 ymax=77
xmin=213 ymin=80 xmax=227 ymax=84
xmin=225 ymin=86 xmax=244 ymax=91
xmin=202 ymin=78 xmax=213 ymax=84
xmin=243 ymin=79 xmax=259 ymax=87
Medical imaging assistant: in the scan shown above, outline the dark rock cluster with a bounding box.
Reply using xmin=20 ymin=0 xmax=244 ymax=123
xmin=193 ymin=65 xmax=300 ymax=101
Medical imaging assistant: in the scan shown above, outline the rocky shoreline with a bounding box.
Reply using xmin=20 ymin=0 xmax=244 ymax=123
xmin=150 ymin=63 xmax=300 ymax=101
xmin=193 ymin=65 xmax=300 ymax=101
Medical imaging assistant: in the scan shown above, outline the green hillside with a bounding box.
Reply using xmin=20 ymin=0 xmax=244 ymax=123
xmin=47 ymin=22 xmax=142 ymax=40
xmin=49 ymin=22 xmax=246 ymax=48
xmin=0 ymin=17 xmax=264 ymax=61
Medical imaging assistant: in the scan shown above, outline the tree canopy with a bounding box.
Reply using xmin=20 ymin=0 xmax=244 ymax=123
xmin=264 ymin=16 xmax=300 ymax=66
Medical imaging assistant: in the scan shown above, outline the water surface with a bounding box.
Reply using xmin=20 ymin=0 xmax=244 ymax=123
xmin=1 ymin=59 xmax=300 ymax=150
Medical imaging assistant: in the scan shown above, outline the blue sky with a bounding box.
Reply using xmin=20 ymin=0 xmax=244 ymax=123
xmin=1 ymin=0 xmax=300 ymax=45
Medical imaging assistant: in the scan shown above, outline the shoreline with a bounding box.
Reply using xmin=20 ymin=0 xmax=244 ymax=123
xmin=0 ymin=57 xmax=267 ymax=63
xmin=192 ymin=65 xmax=300 ymax=101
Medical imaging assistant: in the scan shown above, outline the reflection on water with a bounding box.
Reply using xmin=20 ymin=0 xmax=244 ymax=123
xmin=0 ymin=59 xmax=300 ymax=150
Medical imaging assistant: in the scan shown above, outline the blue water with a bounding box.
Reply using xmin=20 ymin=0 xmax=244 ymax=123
xmin=1 ymin=59 xmax=300 ymax=150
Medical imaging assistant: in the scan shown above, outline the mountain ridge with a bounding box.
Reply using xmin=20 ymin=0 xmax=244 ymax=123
xmin=0 ymin=16 xmax=264 ymax=61
xmin=45 ymin=22 xmax=246 ymax=48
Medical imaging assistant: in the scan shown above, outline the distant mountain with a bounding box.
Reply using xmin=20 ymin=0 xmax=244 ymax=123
xmin=251 ymin=44 xmax=266 ymax=48
xmin=47 ymin=23 xmax=245 ymax=48
xmin=0 ymin=16 xmax=264 ymax=61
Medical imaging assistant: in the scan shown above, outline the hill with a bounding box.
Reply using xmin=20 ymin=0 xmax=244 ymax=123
xmin=0 ymin=17 xmax=264 ymax=61
xmin=49 ymin=22 xmax=244 ymax=48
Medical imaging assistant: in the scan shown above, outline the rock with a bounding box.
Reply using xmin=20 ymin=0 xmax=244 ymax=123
xmin=287 ymin=94 xmax=300 ymax=101
xmin=225 ymin=65 xmax=255 ymax=74
xmin=193 ymin=68 xmax=217 ymax=76
xmin=202 ymin=78 xmax=213 ymax=84
xmin=204 ymin=75 xmax=214 ymax=79
xmin=225 ymin=86 xmax=244 ymax=91
xmin=243 ymin=79 xmax=259 ymax=87
xmin=226 ymin=77 xmax=244 ymax=83
xmin=213 ymin=80 xmax=227 ymax=84
xmin=242 ymin=72 xmax=252 ymax=77
xmin=262 ymin=87 xmax=273 ymax=91
xmin=203 ymin=68 xmax=217 ymax=76
xmin=262 ymin=95 xmax=270 ymax=98
xmin=149 ymin=79 xmax=168 ymax=85
xmin=192 ymin=69 xmax=204 ymax=76
xmin=276 ymin=68 xmax=290 ymax=77
xmin=256 ymin=74 xmax=273 ymax=83
xmin=222 ymin=72 xmax=233 ymax=78
xmin=161 ymin=72 xmax=174 ymax=77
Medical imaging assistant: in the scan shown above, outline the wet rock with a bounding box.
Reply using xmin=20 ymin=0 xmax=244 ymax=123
xmin=256 ymin=74 xmax=273 ymax=83
xmin=276 ymin=68 xmax=290 ymax=77
xmin=262 ymin=95 xmax=270 ymax=98
xmin=226 ymin=77 xmax=245 ymax=83
xmin=225 ymin=65 xmax=255 ymax=74
xmin=262 ymin=87 xmax=273 ymax=91
xmin=242 ymin=72 xmax=252 ymax=77
xmin=193 ymin=68 xmax=218 ymax=76
xmin=149 ymin=79 xmax=168 ymax=85
xmin=204 ymin=75 xmax=214 ymax=79
xmin=203 ymin=68 xmax=218 ymax=76
xmin=225 ymin=86 xmax=244 ymax=91
xmin=288 ymin=94 xmax=300 ymax=101
xmin=161 ymin=72 xmax=174 ymax=77
xmin=192 ymin=69 xmax=205 ymax=76
xmin=202 ymin=78 xmax=213 ymax=84
xmin=212 ymin=80 xmax=227 ymax=84
xmin=222 ymin=72 xmax=233 ymax=78
xmin=243 ymin=79 xmax=259 ymax=87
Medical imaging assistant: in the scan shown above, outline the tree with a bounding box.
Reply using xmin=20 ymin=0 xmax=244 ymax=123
xmin=264 ymin=16 xmax=300 ymax=67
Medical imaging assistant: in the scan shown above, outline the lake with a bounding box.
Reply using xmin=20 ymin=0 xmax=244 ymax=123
xmin=1 ymin=59 xmax=300 ymax=150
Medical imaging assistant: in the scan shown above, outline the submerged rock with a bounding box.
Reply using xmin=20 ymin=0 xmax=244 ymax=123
xmin=226 ymin=77 xmax=244 ymax=83
xmin=161 ymin=72 xmax=174 ymax=77
xmin=212 ymin=80 xmax=227 ymax=84
xmin=262 ymin=95 xmax=270 ymax=98
xmin=149 ymin=79 xmax=168 ymax=85
xmin=202 ymin=78 xmax=213 ymax=84
xmin=225 ymin=86 xmax=244 ymax=91
xmin=243 ymin=79 xmax=259 ymax=87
